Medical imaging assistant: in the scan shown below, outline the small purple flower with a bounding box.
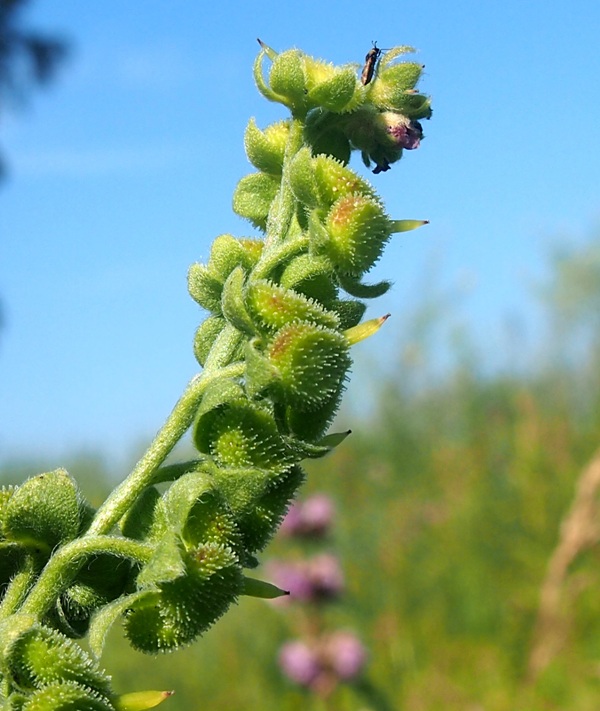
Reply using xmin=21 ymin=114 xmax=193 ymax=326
xmin=324 ymin=631 xmax=367 ymax=680
xmin=299 ymin=495 xmax=334 ymax=536
xmin=308 ymin=553 xmax=345 ymax=601
xmin=387 ymin=117 xmax=423 ymax=150
xmin=278 ymin=631 xmax=367 ymax=691
xmin=278 ymin=640 xmax=321 ymax=687
xmin=280 ymin=494 xmax=335 ymax=538
xmin=267 ymin=554 xmax=345 ymax=604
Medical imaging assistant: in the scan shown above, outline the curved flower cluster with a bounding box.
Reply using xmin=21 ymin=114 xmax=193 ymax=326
xmin=255 ymin=40 xmax=431 ymax=173
xmin=0 ymin=41 xmax=430 ymax=708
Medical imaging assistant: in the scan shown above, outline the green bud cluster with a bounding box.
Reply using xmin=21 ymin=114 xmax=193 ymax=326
xmin=252 ymin=41 xmax=431 ymax=172
xmin=0 ymin=40 xmax=431 ymax=708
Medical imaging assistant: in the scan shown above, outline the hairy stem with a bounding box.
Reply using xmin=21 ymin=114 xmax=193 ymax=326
xmin=87 ymin=362 xmax=244 ymax=536
xmin=0 ymin=553 xmax=38 ymax=620
xmin=18 ymin=536 xmax=153 ymax=619
xmin=264 ymin=118 xmax=304 ymax=247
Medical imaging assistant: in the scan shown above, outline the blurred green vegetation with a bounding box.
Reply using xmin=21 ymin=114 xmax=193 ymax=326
xmin=3 ymin=237 xmax=600 ymax=710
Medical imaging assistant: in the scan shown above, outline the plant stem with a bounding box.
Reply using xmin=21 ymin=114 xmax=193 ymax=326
xmin=18 ymin=536 xmax=153 ymax=619
xmin=0 ymin=553 xmax=38 ymax=620
xmin=87 ymin=363 xmax=244 ymax=536
xmin=264 ymin=118 xmax=304 ymax=248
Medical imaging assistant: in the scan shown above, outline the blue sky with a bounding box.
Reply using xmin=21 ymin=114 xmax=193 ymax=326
xmin=2 ymin=0 xmax=600 ymax=468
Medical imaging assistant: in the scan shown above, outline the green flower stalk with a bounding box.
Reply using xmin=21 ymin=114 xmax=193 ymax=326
xmin=0 ymin=40 xmax=430 ymax=708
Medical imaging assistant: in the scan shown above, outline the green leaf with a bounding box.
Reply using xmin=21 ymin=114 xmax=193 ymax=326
xmin=336 ymin=272 xmax=391 ymax=299
xmin=232 ymin=173 xmax=280 ymax=231
xmin=89 ymin=591 xmax=152 ymax=658
xmin=136 ymin=534 xmax=186 ymax=587
xmin=241 ymin=576 xmax=288 ymax=599
xmin=269 ymin=50 xmax=307 ymax=112
xmin=307 ymin=66 xmax=357 ymax=112
xmin=221 ymin=266 xmax=256 ymax=336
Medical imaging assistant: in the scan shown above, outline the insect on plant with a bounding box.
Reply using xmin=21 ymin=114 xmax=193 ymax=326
xmin=361 ymin=42 xmax=382 ymax=85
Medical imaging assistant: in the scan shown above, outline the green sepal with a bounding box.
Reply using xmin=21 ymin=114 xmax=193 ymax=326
xmin=120 ymin=487 xmax=162 ymax=541
xmin=392 ymin=93 xmax=432 ymax=120
xmin=256 ymin=39 xmax=277 ymax=61
xmin=390 ymin=219 xmax=429 ymax=233
xmin=319 ymin=429 xmax=352 ymax=449
xmin=149 ymin=460 xmax=207 ymax=486
xmin=232 ymin=172 xmax=280 ymax=231
xmin=324 ymin=193 xmax=392 ymax=276
xmin=307 ymin=208 xmax=332 ymax=254
xmin=284 ymin=382 xmax=345 ymax=442
xmin=221 ymin=266 xmax=256 ymax=336
xmin=244 ymin=339 xmax=279 ymax=399
xmin=234 ymin=465 xmax=305 ymax=554
xmin=241 ymin=576 xmax=288 ymax=599
xmin=246 ymin=279 xmax=339 ymax=332
xmin=304 ymin=109 xmax=351 ymax=164
xmin=370 ymin=63 xmax=426 ymax=111
xmin=187 ymin=263 xmax=223 ymax=314
xmin=314 ymin=154 xmax=378 ymax=209
xmin=197 ymin=377 xmax=245 ymax=421
xmin=288 ymin=147 xmax=319 ymax=209
xmin=345 ymin=313 xmax=390 ymax=345
xmin=46 ymin=595 xmax=89 ymax=639
xmin=193 ymin=378 xmax=246 ymax=453
xmin=210 ymin=467 xmax=271 ymax=518
xmin=378 ymin=45 xmax=417 ymax=67
xmin=330 ymin=298 xmax=366 ymax=329
xmin=2 ymin=470 xmax=82 ymax=555
xmin=195 ymin=400 xmax=294 ymax=475
xmin=244 ymin=118 xmax=289 ymax=175
xmin=114 ymin=690 xmax=174 ymax=711
xmin=268 ymin=49 xmax=307 ymax=113
xmin=207 ymin=234 xmax=261 ymax=282
xmin=286 ymin=427 xmax=351 ymax=459
xmin=253 ymin=44 xmax=286 ymax=105
xmin=4 ymin=624 xmax=112 ymax=696
xmin=124 ymin=544 xmax=242 ymax=653
xmin=306 ymin=66 xmax=357 ymax=112
xmin=193 ymin=316 xmax=226 ymax=366
xmin=59 ymin=555 xmax=133 ymax=632
xmin=88 ymin=591 xmax=151 ymax=659
xmin=336 ymin=272 xmax=391 ymax=299
xmin=279 ymin=254 xmax=338 ymax=305
xmin=267 ymin=322 xmax=351 ymax=411
xmin=161 ymin=472 xmax=212 ymax=537
xmin=136 ymin=534 xmax=187 ymax=588
xmin=21 ymin=681 xmax=115 ymax=711
xmin=160 ymin=471 xmax=239 ymax=551
xmin=285 ymin=437 xmax=334 ymax=460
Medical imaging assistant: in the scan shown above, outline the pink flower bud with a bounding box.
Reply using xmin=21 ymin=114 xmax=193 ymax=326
xmin=280 ymin=494 xmax=335 ymax=538
xmin=324 ymin=630 xmax=368 ymax=680
xmin=308 ymin=553 xmax=345 ymax=601
xmin=386 ymin=116 xmax=423 ymax=150
xmin=278 ymin=640 xmax=321 ymax=687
